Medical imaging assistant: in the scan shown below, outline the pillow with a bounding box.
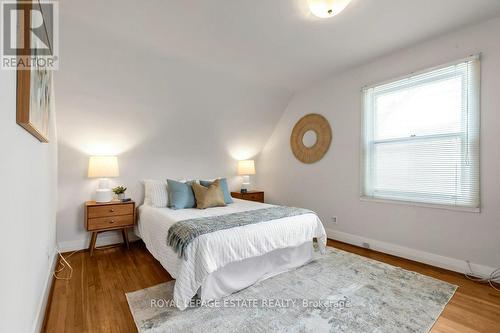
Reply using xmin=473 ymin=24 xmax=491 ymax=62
xmin=144 ymin=180 xmax=168 ymax=207
xmin=199 ymin=178 xmax=233 ymax=204
xmin=167 ymin=179 xmax=196 ymax=210
xmin=192 ymin=179 xmax=227 ymax=209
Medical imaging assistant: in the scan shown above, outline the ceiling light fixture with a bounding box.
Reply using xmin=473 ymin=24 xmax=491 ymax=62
xmin=307 ymin=0 xmax=352 ymax=18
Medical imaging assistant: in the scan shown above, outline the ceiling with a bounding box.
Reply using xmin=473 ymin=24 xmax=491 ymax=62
xmin=63 ymin=0 xmax=500 ymax=91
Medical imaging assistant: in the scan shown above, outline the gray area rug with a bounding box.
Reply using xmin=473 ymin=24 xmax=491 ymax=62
xmin=126 ymin=247 xmax=457 ymax=333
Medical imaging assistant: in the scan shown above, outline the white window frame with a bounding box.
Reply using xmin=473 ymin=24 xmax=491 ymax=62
xmin=360 ymin=55 xmax=481 ymax=212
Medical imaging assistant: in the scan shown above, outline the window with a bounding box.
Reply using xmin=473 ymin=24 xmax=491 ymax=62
xmin=361 ymin=56 xmax=480 ymax=210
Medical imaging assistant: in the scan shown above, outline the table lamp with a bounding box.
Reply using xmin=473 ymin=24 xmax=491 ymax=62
xmin=88 ymin=156 xmax=119 ymax=203
xmin=238 ymin=160 xmax=255 ymax=193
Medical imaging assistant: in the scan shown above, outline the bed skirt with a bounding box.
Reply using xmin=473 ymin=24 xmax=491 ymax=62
xmin=199 ymin=241 xmax=313 ymax=302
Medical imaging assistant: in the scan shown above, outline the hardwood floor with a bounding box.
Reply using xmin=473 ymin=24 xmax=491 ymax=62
xmin=43 ymin=242 xmax=172 ymax=333
xmin=43 ymin=240 xmax=500 ymax=333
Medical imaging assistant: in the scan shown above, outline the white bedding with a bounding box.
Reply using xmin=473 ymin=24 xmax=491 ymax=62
xmin=137 ymin=199 xmax=327 ymax=310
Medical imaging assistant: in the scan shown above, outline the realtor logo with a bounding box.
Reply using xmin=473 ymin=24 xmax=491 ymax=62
xmin=1 ymin=0 xmax=59 ymax=69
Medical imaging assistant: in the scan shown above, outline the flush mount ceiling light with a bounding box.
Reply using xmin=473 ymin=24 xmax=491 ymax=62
xmin=307 ymin=0 xmax=352 ymax=18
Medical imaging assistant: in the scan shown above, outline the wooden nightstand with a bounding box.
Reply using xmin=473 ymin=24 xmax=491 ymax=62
xmin=85 ymin=200 xmax=136 ymax=256
xmin=231 ymin=191 xmax=264 ymax=203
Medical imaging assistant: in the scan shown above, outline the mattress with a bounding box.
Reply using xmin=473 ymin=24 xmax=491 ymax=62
xmin=136 ymin=199 xmax=327 ymax=310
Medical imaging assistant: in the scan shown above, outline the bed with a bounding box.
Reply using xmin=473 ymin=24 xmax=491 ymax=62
xmin=136 ymin=198 xmax=327 ymax=310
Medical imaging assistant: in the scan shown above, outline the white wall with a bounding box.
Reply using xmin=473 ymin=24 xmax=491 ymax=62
xmin=0 ymin=72 xmax=58 ymax=331
xmin=257 ymin=17 xmax=500 ymax=272
xmin=55 ymin=4 xmax=292 ymax=251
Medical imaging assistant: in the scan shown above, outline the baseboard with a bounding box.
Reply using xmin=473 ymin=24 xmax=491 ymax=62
xmin=326 ymin=228 xmax=497 ymax=278
xmin=57 ymin=230 xmax=140 ymax=252
xmin=33 ymin=249 xmax=58 ymax=333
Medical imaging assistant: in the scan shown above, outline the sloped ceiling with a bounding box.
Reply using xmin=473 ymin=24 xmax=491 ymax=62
xmin=60 ymin=0 xmax=500 ymax=91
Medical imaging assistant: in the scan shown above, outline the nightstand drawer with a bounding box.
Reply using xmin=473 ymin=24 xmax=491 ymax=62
xmin=231 ymin=191 xmax=264 ymax=203
xmin=87 ymin=203 xmax=134 ymax=218
xmin=246 ymin=193 xmax=264 ymax=202
xmin=87 ymin=214 xmax=134 ymax=231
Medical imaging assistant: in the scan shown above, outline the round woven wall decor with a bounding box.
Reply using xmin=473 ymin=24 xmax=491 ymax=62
xmin=290 ymin=113 xmax=332 ymax=164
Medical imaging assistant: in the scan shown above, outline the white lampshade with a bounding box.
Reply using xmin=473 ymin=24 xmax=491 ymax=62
xmin=307 ymin=0 xmax=352 ymax=18
xmin=88 ymin=156 xmax=119 ymax=178
xmin=238 ymin=160 xmax=256 ymax=176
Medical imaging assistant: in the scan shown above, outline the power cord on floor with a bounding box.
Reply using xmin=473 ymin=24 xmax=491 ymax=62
xmin=464 ymin=261 xmax=500 ymax=292
xmin=53 ymin=249 xmax=78 ymax=280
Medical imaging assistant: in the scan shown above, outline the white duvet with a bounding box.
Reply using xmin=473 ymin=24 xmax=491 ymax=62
xmin=137 ymin=199 xmax=327 ymax=310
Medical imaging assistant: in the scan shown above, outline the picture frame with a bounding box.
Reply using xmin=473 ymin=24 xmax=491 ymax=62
xmin=16 ymin=0 xmax=53 ymax=143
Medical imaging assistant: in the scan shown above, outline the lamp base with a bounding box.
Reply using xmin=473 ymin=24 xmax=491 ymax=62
xmin=95 ymin=189 xmax=113 ymax=203
xmin=241 ymin=175 xmax=251 ymax=193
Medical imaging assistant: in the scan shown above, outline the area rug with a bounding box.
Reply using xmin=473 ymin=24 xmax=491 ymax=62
xmin=126 ymin=247 xmax=457 ymax=333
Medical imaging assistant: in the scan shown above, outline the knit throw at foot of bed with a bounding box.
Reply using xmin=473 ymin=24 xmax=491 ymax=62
xmin=126 ymin=247 xmax=456 ymax=333
xmin=167 ymin=206 xmax=316 ymax=258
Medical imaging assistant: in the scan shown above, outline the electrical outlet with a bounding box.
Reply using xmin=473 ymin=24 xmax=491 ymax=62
xmin=330 ymin=216 xmax=338 ymax=224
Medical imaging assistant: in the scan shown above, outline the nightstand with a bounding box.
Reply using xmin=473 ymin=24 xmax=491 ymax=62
xmin=85 ymin=200 xmax=136 ymax=256
xmin=231 ymin=191 xmax=264 ymax=203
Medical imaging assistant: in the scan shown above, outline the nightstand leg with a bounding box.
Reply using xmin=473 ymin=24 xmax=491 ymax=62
xmin=89 ymin=232 xmax=97 ymax=256
xmin=122 ymin=228 xmax=130 ymax=249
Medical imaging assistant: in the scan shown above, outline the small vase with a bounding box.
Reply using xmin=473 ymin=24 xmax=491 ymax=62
xmin=118 ymin=193 xmax=125 ymax=200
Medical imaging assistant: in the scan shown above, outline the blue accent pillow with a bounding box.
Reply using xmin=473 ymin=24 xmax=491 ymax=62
xmin=200 ymin=178 xmax=233 ymax=204
xmin=167 ymin=179 xmax=196 ymax=209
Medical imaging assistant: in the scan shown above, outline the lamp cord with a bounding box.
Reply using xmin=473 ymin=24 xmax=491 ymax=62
xmin=464 ymin=262 xmax=500 ymax=292
xmin=53 ymin=249 xmax=78 ymax=280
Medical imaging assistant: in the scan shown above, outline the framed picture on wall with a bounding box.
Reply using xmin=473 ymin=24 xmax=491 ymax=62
xmin=15 ymin=0 xmax=54 ymax=143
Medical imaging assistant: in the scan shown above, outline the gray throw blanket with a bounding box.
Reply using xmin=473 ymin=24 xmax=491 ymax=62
xmin=167 ymin=206 xmax=315 ymax=259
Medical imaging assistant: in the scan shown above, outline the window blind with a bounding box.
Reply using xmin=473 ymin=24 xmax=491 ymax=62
xmin=361 ymin=56 xmax=480 ymax=209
